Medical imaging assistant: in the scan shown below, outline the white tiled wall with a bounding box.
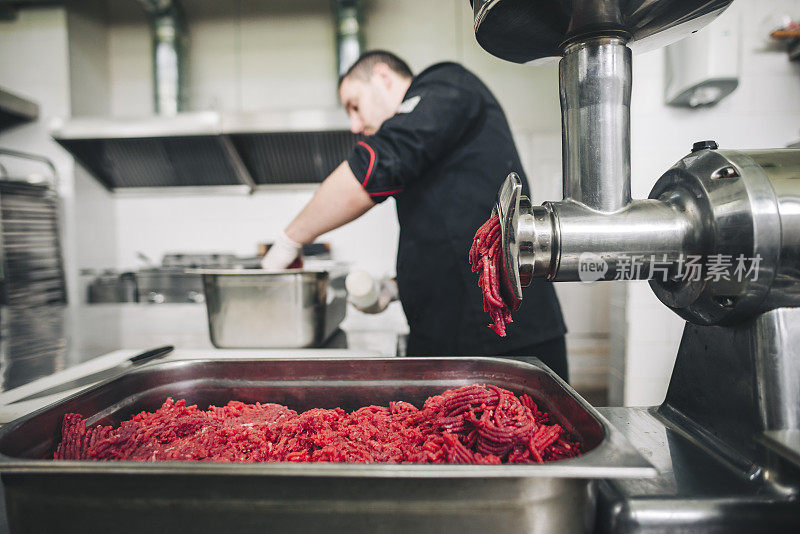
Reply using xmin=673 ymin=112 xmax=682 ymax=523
xmin=106 ymin=1 xmax=151 ymax=117
xmin=102 ymin=0 xmax=563 ymax=132
xmin=66 ymin=1 xmax=119 ymax=273
xmin=620 ymin=0 xmax=800 ymax=406
xmin=112 ymin=189 xmax=400 ymax=275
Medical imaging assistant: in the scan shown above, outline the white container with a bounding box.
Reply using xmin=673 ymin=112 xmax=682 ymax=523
xmin=664 ymin=5 xmax=740 ymax=107
xmin=345 ymin=269 xmax=379 ymax=309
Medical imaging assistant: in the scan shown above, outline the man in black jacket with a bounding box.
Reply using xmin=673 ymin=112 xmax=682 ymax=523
xmin=262 ymin=50 xmax=568 ymax=380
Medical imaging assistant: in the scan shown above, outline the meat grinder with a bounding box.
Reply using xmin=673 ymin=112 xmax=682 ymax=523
xmin=472 ymin=0 xmax=800 ymax=530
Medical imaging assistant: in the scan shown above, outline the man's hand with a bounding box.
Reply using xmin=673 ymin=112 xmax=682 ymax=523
xmin=260 ymin=230 xmax=303 ymax=270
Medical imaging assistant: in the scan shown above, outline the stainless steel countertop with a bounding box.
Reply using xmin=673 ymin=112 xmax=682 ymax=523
xmin=65 ymin=301 xmax=407 ymax=354
xmin=594 ymin=406 xmax=800 ymax=532
xmin=0 ymin=302 xmax=407 ymax=396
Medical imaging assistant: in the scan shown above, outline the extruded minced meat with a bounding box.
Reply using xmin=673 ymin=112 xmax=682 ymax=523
xmin=54 ymin=385 xmax=581 ymax=464
xmin=469 ymin=215 xmax=519 ymax=336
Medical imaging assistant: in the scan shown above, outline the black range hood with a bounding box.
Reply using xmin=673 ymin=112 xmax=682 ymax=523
xmin=0 ymin=87 xmax=39 ymax=132
xmin=50 ymin=110 xmax=359 ymax=192
xmin=50 ymin=0 xmax=362 ymax=193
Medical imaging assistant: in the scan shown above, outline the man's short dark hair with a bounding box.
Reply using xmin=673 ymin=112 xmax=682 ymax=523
xmin=339 ymin=50 xmax=413 ymax=87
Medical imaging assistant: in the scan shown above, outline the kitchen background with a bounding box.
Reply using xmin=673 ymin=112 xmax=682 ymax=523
xmin=0 ymin=0 xmax=798 ymax=406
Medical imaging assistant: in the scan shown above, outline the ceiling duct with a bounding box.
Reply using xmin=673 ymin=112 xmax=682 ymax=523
xmin=51 ymin=1 xmax=362 ymax=192
xmin=334 ymin=0 xmax=363 ymax=75
xmin=138 ymin=0 xmax=187 ymax=115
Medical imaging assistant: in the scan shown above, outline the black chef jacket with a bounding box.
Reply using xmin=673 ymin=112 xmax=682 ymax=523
xmin=347 ymin=62 xmax=566 ymax=356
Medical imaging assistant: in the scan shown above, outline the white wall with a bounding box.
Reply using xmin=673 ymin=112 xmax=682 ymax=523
xmin=113 ymin=189 xmax=400 ymax=275
xmin=66 ymin=0 xmax=119 ymax=273
xmin=619 ymin=0 xmax=800 ymax=406
xmin=105 ymin=0 xmax=562 ymax=131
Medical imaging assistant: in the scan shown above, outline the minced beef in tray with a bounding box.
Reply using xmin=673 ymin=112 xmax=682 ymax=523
xmin=54 ymin=384 xmax=581 ymax=464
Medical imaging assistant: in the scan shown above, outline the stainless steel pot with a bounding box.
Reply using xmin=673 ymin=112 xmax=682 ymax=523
xmin=136 ymin=267 xmax=205 ymax=303
xmin=198 ymin=269 xmax=347 ymax=348
xmin=86 ymin=271 xmax=138 ymax=303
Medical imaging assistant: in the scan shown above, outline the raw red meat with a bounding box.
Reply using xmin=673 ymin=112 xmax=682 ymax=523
xmin=54 ymin=385 xmax=581 ymax=464
xmin=469 ymin=215 xmax=519 ymax=336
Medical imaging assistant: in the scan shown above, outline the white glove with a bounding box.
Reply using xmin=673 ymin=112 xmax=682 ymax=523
xmin=260 ymin=230 xmax=303 ymax=270
xmin=346 ymin=271 xmax=398 ymax=314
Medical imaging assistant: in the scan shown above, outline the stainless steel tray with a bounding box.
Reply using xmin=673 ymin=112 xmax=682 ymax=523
xmin=0 ymin=357 xmax=654 ymax=534
xmin=197 ymin=269 xmax=346 ymax=348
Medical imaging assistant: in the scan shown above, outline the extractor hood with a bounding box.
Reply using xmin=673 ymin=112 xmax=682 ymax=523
xmin=50 ymin=110 xmax=358 ymax=192
xmin=50 ymin=0 xmax=361 ymax=192
xmin=0 ymin=86 xmax=39 ymax=132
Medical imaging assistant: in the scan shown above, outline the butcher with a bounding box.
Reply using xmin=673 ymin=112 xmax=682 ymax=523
xmin=261 ymin=50 xmax=568 ymax=380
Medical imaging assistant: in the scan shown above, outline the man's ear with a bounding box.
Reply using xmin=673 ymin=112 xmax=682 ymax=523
xmin=371 ymin=62 xmax=394 ymax=89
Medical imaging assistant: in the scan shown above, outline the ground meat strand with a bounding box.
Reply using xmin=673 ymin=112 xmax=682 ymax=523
xmin=469 ymin=215 xmax=519 ymax=336
xmin=54 ymin=385 xmax=581 ymax=464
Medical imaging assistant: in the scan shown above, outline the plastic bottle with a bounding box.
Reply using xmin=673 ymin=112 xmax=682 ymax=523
xmin=345 ymin=269 xmax=379 ymax=309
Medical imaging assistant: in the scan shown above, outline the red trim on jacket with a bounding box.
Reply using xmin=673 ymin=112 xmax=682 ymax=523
xmin=357 ymin=141 xmax=376 ymax=188
xmin=369 ymin=189 xmax=403 ymax=197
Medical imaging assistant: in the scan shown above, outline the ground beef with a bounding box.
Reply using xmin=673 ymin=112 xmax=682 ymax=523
xmin=469 ymin=215 xmax=520 ymax=336
xmin=53 ymin=385 xmax=581 ymax=464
